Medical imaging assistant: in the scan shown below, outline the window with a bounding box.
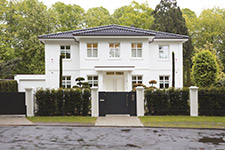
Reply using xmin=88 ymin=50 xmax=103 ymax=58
xmin=109 ymin=43 xmax=120 ymax=58
xmin=132 ymin=76 xmax=142 ymax=86
xmin=62 ymin=76 xmax=71 ymax=88
xmin=60 ymin=45 xmax=71 ymax=59
xmin=87 ymin=43 xmax=98 ymax=57
xmin=88 ymin=76 xmax=98 ymax=87
xmin=131 ymin=43 xmax=142 ymax=57
xmin=159 ymin=76 xmax=169 ymax=89
xmin=159 ymin=45 xmax=169 ymax=59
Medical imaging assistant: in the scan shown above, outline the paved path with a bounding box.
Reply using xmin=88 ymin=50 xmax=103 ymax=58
xmin=0 ymin=116 xmax=33 ymax=126
xmin=0 ymin=126 xmax=224 ymax=150
xmin=95 ymin=116 xmax=143 ymax=127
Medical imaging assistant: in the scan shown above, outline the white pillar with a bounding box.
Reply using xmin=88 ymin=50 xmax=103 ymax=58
xmin=189 ymin=86 xmax=199 ymax=116
xmin=136 ymin=86 xmax=144 ymax=116
xmin=25 ymin=88 xmax=34 ymax=117
xmin=127 ymin=71 xmax=132 ymax=91
xmin=91 ymin=87 xmax=99 ymax=117
xmin=98 ymin=72 xmax=103 ymax=91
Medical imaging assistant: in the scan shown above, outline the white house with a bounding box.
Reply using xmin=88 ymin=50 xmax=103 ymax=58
xmin=15 ymin=25 xmax=188 ymax=92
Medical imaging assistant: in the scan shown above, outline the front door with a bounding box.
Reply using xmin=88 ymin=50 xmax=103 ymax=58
xmin=104 ymin=72 xmax=124 ymax=91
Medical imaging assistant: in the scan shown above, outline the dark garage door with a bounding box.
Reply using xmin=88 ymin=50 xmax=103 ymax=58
xmin=99 ymin=92 xmax=136 ymax=116
xmin=0 ymin=92 xmax=26 ymax=115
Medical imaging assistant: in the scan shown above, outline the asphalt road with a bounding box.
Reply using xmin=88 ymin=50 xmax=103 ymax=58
xmin=0 ymin=126 xmax=224 ymax=150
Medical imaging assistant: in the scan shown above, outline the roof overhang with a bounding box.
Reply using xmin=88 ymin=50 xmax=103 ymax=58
xmin=154 ymin=38 xmax=188 ymax=43
xmin=74 ymin=36 xmax=155 ymax=41
xmin=95 ymin=66 xmax=135 ymax=71
xmin=38 ymin=38 xmax=75 ymax=43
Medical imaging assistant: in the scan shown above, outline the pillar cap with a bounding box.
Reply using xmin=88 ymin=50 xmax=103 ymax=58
xmin=136 ymin=86 xmax=144 ymax=90
xmin=189 ymin=86 xmax=199 ymax=90
xmin=91 ymin=87 xmax=98 ymax=90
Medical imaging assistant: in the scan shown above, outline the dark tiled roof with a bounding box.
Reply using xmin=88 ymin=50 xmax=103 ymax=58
xmin=38 ymin=25 xmax=188 ymax=39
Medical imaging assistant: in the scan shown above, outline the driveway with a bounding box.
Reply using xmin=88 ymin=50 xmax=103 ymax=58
xmin=0 ymin=126 xmax=224 ymax=150
xmin=0 ymin=116 xmax=33 ymax=126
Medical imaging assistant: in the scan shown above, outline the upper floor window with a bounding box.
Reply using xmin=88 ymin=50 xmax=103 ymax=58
xmin=132 ymin=75 xmax=142 ymax=86
xmin=131 ymin=43 xmax=142 ymax=57
xmin=159 ymin=76 xmax=169 ymax=89
xmin=87 ymin=43 xmax=98 ymax=58
xmin=109 ymin=43 xmax=120 ymax=58
xmin=62 ymin=76 xmax=71 ymax=88
xmin=87 ymin=76 xmax=98 ymax=87
xmin=60 ymin=45 xmax=71 ymax=59
xmin=159 ymin=45 xmax=169 ymax=60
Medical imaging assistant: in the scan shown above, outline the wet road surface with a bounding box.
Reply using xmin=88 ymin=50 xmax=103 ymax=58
xmin=0 ymin=126 xmax=224 ymax=150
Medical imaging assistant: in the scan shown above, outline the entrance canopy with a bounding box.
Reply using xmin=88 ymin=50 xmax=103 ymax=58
xmin=95 ymin=66 xmax=134 ymax=71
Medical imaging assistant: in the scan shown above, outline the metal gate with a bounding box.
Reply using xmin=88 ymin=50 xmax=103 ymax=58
xmin=0 ymin=92 xmax=26 ymax=115
xmin=99 ymin=92 xmax=136 ymax=116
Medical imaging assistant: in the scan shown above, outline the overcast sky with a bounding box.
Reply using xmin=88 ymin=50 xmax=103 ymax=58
xmin=40 ymin=0 xmax=225 ymax=16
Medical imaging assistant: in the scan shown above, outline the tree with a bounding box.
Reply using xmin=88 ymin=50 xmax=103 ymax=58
xmin=85 ymin=6 xmax=114 ymax=28
xmin=75 ymin=77 xmax=85 ymax=87
xmin=113 ymin=1 xmax=154 ymax=29
xmin=52 ymin=2 xmax=85 ymax=31
xmin=172 ymin=51 xmax=175 ymax=87
xmin=0 ymin=57 xmax=22 ymax=78
xmin=151 ymin=0 xmax=194 ymax=87
xmin=59 ymin=54 xmax=64 ymax=88
xmin=192 ymin=50 xmax=219 ymax=87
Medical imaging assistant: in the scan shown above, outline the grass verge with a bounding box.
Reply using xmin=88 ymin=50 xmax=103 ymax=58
xmin=139 ymin=116 xmax=225 ymax=129
xmin=27 ymin=116 xmax=96 ymax=124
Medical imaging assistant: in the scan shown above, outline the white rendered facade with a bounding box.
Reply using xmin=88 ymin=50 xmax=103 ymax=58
xmin=15 ymin=25 xmax=187 ymax=92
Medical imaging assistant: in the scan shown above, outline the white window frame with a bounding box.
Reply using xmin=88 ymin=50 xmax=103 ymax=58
xmin=159 ymin=45 xmax=169 ymax=60
xmin=132 ymin=75 xmax=143 ymax=86
xmin=87 ymin=43 xmax=98 ymax=58
xmin=131 ymin=43 xmax=142 ymax=58
xmin=60 ymin=45 xmax=71 ymax=59
xmin=87 ymin=76 xmax=98 ymax=87
xmin=62 ymin=76 xmax=71 ymax=88
xmin=109 ymin=43 xmax=120 ymax=58
xmin=159 ymin=75 xmax=169 ymax=89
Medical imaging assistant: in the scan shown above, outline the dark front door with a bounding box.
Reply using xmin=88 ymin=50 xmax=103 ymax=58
xmin=0 ymin=92 xmax=26 ymax=115
xmin=99 ymin=92 xmax=136 ymax=116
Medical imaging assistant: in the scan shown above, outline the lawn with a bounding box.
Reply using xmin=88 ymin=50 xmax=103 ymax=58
xmin=27 ymin=116 xmax=97 ymax=124
xmin=139 ymin=116 xmax=225 ymax=129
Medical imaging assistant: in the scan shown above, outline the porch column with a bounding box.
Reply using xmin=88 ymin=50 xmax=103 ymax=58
xmin=127 ymin=71 xmax=132 ymax=91
xmin=91 ymin=87 xmax=99 ymax=117
xmin=189 ymin=86 xmax=199 ymax=116
xmin=25 ymin=88 xmax=34 ymax=117
xmin=98 ymin=71 xmax=103 ymax=91
xmin=136 ymin=86 xmax=144 ymax=116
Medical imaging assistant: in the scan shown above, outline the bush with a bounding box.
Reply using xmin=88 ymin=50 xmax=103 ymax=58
xmin=145 ymin=88 xmax=189 ymax=115
xmin=0 ymin=80 xmax=18 ymax=92
xmin=35 ymin=88 xmax=91 ymax=116
xmin=198 ymin=87 xmax=225 ymax=116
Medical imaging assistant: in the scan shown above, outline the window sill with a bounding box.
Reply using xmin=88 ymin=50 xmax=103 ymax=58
xmin=63 ymin=59 xmax=72 ymax=62
xmin=158 ymin=59 xmax=170 ymax=62
xmin=85 ymin=58 xmax=99 ymax=61
xmin=130 ymin=57 xmax=143 ymax=60
xmin=108 ymin=58 xmax=121 ymax=60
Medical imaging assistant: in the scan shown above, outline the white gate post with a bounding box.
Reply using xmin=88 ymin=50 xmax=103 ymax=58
xmin=136 ymin=86 xmax=144 ymax=116
xmin=189 ymin=86 xmax=199 ymax=116
xmin=25 ymin=88 xmax=34 ymax=117
xmin=91 ymin=87 xmax=99 ymax=117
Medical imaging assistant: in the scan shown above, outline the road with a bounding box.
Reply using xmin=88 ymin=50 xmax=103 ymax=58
xmin=0 ymin=126 xmax=224 ymax=150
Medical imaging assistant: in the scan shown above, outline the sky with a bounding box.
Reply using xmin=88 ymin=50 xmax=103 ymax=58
xmin=40 ymin=0 xmax=225 ymax=16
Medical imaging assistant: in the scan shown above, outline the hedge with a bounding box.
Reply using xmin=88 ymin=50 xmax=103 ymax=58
xmin=35 ymin=88 xmax=91 ymax=116
xmin=145 ymin=88 xmax=189 ymax=115
xmin=0 ymin=80 xmax=18 ymax=92
xmin=198 ymin=87 xmax=225 ymax=116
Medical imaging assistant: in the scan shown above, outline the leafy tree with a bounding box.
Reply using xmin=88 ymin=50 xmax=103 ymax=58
xmin=192 ymin=50 xmax=219 ymax=87
xmin=85 ymin=6 xmax=114 ymax=28
xmin=0 ymin=57 xmax=22 ymax=78
xmin=52 ymin=2 xmax=85 ymax=31
xmin=113 ymin=1 xmax=154 ymax=29
xmin=75 ymin=77 xmax=85 ymax=87
xmin=151 ymin=0 xmax=194 ymax=87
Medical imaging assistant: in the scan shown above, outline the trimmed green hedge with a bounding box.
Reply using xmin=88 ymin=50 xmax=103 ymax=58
xmin=35 ymin=88 xmax=91 ymax=116
xmin=145 ymin=88 xmax=189 ymax=115
xmin=198 ymin=87 xmax=225 ymax=116
xmin=0 ymin=80 xmax=18 ymax=92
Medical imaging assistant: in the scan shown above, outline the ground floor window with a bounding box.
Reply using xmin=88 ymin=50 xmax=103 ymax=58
xmin=88 ymin=76 xmax=98 ymax=87
xmin=159 ymin=76 xmax=169 ymax=89
xmin=62 ymin=76 xmax=71 ymax=88
xmin=132 ymin=75 xmax=142 ymax=86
